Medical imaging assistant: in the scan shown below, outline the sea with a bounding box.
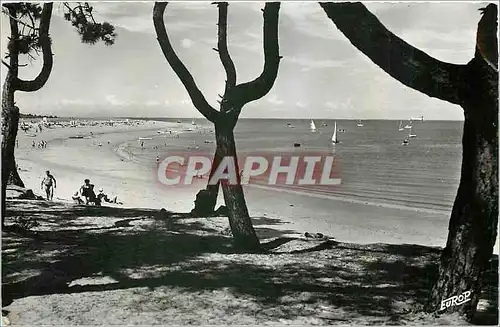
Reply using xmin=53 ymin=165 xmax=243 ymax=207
xmin=120 ymin=119 xmax=463 ymax=214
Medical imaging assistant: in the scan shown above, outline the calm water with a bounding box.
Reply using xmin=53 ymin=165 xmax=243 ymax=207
xmin=122 ymin=119 xmax=463 ymax=212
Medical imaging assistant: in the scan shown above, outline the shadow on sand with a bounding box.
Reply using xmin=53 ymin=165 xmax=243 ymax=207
xmin=2 ymin=200 xmax=498 ymax=324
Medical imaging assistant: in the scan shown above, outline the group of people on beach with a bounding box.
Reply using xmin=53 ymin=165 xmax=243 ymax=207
xmin=72 ymin=179 xmax=122 ymax=206
xmin=32 ymin=140 xmax=47 ymax=149
xmin=41 ymin=171 xmax=121 ymax=206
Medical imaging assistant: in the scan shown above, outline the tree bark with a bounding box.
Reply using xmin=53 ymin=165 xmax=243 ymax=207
xmin=320 ymin=2 xmax=498 ymax=319
xmin=2 ymin=3 xmax=54 ymax=225
xmin=2 ymin=4 xmax=21 ymax=226
xmin=7 ymin=143 xmax=24 ymax=188
xmin=428 ymin=54 xmax=498 ymax=318
xmin=214 ymin=119 xmax=260 ymax=250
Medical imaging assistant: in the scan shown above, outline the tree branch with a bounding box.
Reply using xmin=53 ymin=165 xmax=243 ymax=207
xmin=153 ymin=2 xmax=218 ymax=122
xmin=2 ymin=10 xmax=38 ymax=31
xmin=15 ymin=3 xmax=53 ymax=92
xmin=319 ymin=2 xmax=464 ymax=105
xmin=1 ymin=60 xmax=11 ymax=69
xmin=233 ymin=2 xmax=281 ymax=105
xmin=216 ymin=2 xmax=236 ymax=92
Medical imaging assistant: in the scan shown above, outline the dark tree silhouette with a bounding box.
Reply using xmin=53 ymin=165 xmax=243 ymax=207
xmin=320 ymin=2 xmax=498 ymax=320
xmin=1 ymin=2 xmax=116 ymax=226
xmin=153 ymin=1 xmax=281 ymax=249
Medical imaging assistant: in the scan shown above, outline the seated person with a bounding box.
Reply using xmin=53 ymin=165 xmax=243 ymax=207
xmin=79 ymin=179 xmax=100 ymax=205
xmin=72 ymin=191 xmax=84 ymax=204
xmin=96 ymin=188 xmax=122 ymax=205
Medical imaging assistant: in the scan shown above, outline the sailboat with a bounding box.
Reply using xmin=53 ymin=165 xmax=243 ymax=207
xmin=404 ymin=120 xmax=412 ymax=129
xmin=331 ymin=121 xmax=339 ymax=144
xmin=398 ymin=121 xmax=404 ymax=131
xmin=310 ymin=119 xmax=317 ymax=132
xmin=357 ymin=120 xmax=364 ymax=127
xmin=408 ymin=126 xmax=417 ymax=138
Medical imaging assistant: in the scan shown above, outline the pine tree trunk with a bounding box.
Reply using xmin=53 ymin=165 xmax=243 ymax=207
xmin=428 ymin=56 xmax=498 ymax=318
xmin=191 ymin=149 xmax=221 ymax=216
xmin=7 ymin=159 xmax=24 ymax=188
xmin=214 ymin=123 xmax=260 ymax=250
xmin=1 ymin=77 xmax=19 ymax=226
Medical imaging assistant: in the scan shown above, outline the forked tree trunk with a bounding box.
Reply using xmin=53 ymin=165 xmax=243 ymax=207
xmin=428 ymin=56 xmax=498 ymax=318
xmin=153 ymin=2 xmax=280 ymax=250
xmin=214 ymin=120 xmax=260 ymax=249
xmin=2 ymin=3 xmax=53 ymax=225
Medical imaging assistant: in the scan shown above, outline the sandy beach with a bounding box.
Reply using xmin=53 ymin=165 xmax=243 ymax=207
xmin=14 ymin=118 xmax=493 ymax=251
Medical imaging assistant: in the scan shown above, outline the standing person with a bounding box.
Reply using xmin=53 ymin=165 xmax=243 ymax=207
xmin=41 ymin=170 xmax=57 ymax=201
xmin=15 ymin=140 xmax=19 ymax=148
xmin=32 ymin=141 xmax=36 ymax=148
xmin=140 ymin=141 xmax=144 ymax=150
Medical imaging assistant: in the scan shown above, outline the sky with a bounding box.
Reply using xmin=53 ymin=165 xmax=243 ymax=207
xmin=0 ymin=1 xmax=490 ymax=120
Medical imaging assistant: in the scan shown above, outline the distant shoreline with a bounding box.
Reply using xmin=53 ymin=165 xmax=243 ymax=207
xmin=25 ymin=116 xmax=466 ymax=122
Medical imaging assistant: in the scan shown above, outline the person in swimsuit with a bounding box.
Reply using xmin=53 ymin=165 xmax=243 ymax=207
xmin=41 ymin=170 xmax=56 ymax=201
xmin=79 ymin=179 xmax=97 ymax=205
xmin=96 ymin=188 xmax=122 ymax=205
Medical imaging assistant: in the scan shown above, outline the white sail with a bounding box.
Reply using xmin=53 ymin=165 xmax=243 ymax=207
xmin=398 ymin=121 xmax=404 ymax=131
xmin=331 ymin=121 xmax=338 ymax=143
xmin=357 ymin=120 xmax=364 ymax=127
xmin=310 ymin=119 xmax=316 ymax=131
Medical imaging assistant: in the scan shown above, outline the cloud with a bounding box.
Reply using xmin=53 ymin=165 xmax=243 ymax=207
xmin=181 ymin=38 xmax=194 ymax=48
xmin=146 ymin=100 xmax=161 ymax=106
xmin=324 ymin=98 xmax=353 ymax=111
xmin=287 ymin=56 xmax=346 ymax=71
xmin=267 ymin=95 xmax=284 ymax=106
xmin=59 ymin=99 xmax=94 ymax=106
xmin=105 ymin=95 xmax=126 ymax=106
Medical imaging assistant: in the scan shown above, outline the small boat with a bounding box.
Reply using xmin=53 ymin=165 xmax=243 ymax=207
xmin=191 ymin=120 xmax=197 ymax=126
xmin=177 ymin=120 xmax=182 ymax=124
xmin=408 ymin=129 xmax=417 ymax=138
xmin=410 ymin=115 xmax=424 ymax=121
xmin=138 ymin=137 xmax=152 ymax=140
xmin=293 ymin=143 xmax=301 ymax=147
xmin=287 ymin=123 xmax=295 ymax=128
xmin=404 ymin=120 xmax=413 ymax=129
xmin=356 ymin=120 xmax=364 ymax=127
xmin=310 ymin=119 xmax=317 ymax=132
xmin=398 ymin=121 xmax=404 ymax=131
xmin=402 ymin=139 xmax=409 ymax=146
xmin=331 ymin=121 xmax=339 ymax=144
xmin=69 ymin=135 xmax=84 ymax=139
xmin=322 ymin=123 xmax=328 ymax=127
